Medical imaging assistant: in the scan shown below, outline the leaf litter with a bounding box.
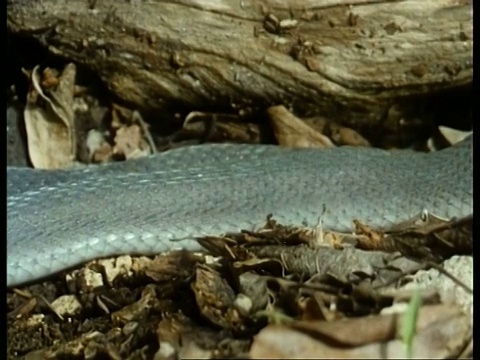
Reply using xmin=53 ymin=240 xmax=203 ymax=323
xmin=7 ymin=213 xmax=472 ymax=359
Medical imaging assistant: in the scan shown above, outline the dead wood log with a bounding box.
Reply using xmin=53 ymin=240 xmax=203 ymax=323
xmin=7 ymin=0 xmax=472 ymax=143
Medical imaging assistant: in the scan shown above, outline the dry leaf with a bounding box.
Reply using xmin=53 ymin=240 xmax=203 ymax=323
xmin=111 ymin=108 xmax=154 ymax=159
xmin=267 ymin=105 xmax=334 ymax=148
xmin=304 ymin=115 xmax=371 ymax=147
xmin=424 ymin=126 xmax=472 ymax=152
xmin=144 ymin=251 xmax=203 ymax=283
xmin=437 ymin=126 xmax=471 ymax=145
xmin=113 ymin=124 xmax=150 ymax=159
xmin=354 ymin=214 xmax=473 ymax=259
xmin=112 ymin=284 xmax=159 ymax=325
xmin=192 ymin=265 xmax=243 ymax=330
xmin=250 ymin=304 xmax=470 ymax=358
xmin=24 ymin=64 xmax=77 ymax=169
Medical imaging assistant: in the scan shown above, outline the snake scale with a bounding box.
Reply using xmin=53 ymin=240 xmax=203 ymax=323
xmin=7 ymin=136 xmax=473 ymax=287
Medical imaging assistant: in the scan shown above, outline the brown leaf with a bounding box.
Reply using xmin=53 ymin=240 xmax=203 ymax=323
xmin=250 ymin=305 xmax=470 ymax=358
xmin=144 ymin=251 xmax=203 ymax=283
xmin=24 ymin=64 xmax=77 ymax=169
xmin=267 ymin=105 xmax=334 ymax=148
xmin=191 ymin=265 xmax=243 ymax=330
xmin=113 ymin=124 xmax=150 ymax=160
xmin=110 ymin=107 xmax=155 ymax=160
xmin=304 ymin=115 xmax=371 ymax=147
xmin=355 ymin=214 xmax=473 ymax=259
xmin=111 ymin=284 xmax=159 ymax=325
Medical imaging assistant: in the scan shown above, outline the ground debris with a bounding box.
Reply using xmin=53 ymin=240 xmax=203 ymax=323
xmin=7 ymin=216 xmax=472 ymax=359
xmin=354 ymin=214 xmax=473 ymax=260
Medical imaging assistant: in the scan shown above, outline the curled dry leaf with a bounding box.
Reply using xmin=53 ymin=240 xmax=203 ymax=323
xmin=192 ymin=265 xmax=243 ymax=330
xmin=24 ymin=64 xmax=77 ymax=169
xmin=425 ymin=126 xmax=472 ymax=151
xmin=437 ymin=126 xmax=471 ymax=144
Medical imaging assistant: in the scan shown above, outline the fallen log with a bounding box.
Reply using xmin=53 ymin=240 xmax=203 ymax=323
xmin=7 ymin=0 xmax=472 ymax=143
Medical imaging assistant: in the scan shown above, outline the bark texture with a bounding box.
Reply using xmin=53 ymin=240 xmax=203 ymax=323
xmin=7 ymin=0 xmax=472 ymax=141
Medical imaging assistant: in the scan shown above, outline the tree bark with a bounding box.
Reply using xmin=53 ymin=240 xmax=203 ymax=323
xmin=7 ymin=0 xmax=472 ymax=142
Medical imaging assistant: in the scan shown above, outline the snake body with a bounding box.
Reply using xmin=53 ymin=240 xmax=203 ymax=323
xmin=7 ymin=137 xmax=473 ymax=287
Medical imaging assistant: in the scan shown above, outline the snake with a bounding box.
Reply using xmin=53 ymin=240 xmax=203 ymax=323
xmin=7 ymin=135 xmax=473 ymax=287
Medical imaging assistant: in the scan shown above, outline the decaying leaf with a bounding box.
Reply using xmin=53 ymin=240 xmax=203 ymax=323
xmin=354 ymin=214 xmax=473 ymax=259
xmin=144 ymin=251 xmax=204 ymax=283
xmin=191 ymin=265 xmax=244 ymax=330
xmin=24 ymin=64 xmax=77 ymax=169
xmin=111 ymin=284 xmax=159 ymax=325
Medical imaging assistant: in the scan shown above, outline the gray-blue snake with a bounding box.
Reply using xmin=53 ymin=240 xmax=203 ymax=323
xmin=7 ymin=136 xmax=473 ymax=287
